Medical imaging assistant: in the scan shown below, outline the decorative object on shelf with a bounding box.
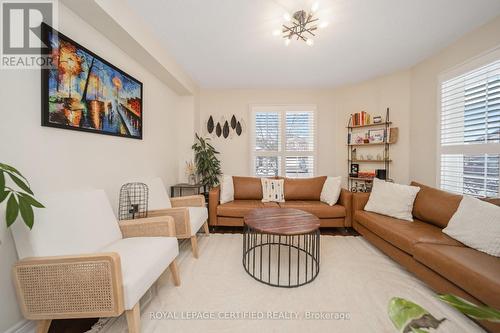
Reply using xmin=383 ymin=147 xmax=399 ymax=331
xmin=192 ymin=134 xmax=222 ymax=189
xmin=185 ymin=160 xmax=197 ymax=185
xmin=373 ymin=116 xmax=382 ymax=124
xmin=347 ymin=108 xmax=392 ymax=192
xmin=369 ymin=129 xmax=386 ymax=143
xmin=207 ymin=116 xmax=215 ymax=134
xmin=388 ymin=127 xmax=399 ymax=144
xmin=0 ymin=163 xmax=44 ymax=229
xmin=273 ymin=4 xmax=328 ymax=47
xmin=223 ymin=120 xmax=230 ymax=138
xmin=375 ymin=169 xmax=387 ymax=180
xmin=350 ymin=164 xmax=359 ymax=177
xmin=118 ymin=182 xmax=148 ymax=220
xmin=41 ymin=24 xmax=143 ymax=140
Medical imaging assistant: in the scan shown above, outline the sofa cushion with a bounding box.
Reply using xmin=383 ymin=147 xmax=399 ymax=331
xmin=217 ymin=200 xmax=279 ymax=218
xmin=413 ymin=243 xmax=500 ymax=308
xmin=279 ymin=201 xmax=345 ymax=219
xmin=411 ymin=182 xmax=462 ymax=228
xmin=100 ymin=236 xmax=178 ymax=309
xmin=284 ymin=176 xmax=327 ymax=200
xmin=233 ymin=176 xmax=263 ymax=200
xmin=354 ymin=210 xmax=462 ymax=254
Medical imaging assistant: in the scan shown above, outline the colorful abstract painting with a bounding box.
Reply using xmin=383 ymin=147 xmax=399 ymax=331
xmin=41 ymin=23 xmax=143 ymax=139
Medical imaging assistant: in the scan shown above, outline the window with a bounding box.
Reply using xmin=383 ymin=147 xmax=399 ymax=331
xmin=251 ymin=105 xmax=316 ymax=178
xmin=439 ymin=55 xmax=500 ymax=197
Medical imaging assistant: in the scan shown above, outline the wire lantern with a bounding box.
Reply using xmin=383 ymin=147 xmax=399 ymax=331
xmin=118 ymin=182 xmax=148 ymax=220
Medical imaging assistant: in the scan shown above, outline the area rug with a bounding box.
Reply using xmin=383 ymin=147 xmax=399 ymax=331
xmin=89 ymin=234 xmax=484 ymax=333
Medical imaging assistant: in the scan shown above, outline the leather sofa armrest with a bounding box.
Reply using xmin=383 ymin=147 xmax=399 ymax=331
xmin=353 ymin=192 xmax=370 ymax=212
xmin=209 ymin=186 xmax=220 ymax=226
xmin=13 ymin=253 xmax=124 ymax=319
xmin=339 ymin=189 xmax=353 ymax=227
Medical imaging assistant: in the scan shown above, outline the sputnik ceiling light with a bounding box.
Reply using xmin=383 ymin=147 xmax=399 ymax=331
xmin=274 ymin=3 xmax=328 ymax=46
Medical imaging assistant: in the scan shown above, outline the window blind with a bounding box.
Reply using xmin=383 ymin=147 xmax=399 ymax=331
xmin=252 ymin=107 xmax=316 ymax=178
xmin=439 ymin=58 xmax=500 ymax=197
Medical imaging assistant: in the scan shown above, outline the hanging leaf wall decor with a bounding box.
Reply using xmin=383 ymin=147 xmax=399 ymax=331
xmin=207 ymin=116 xmax=214 ymax=133
xmin=223 ymin=121 xmax=230 ymax=138
xmin=215 ymin=123 xmax=222 ymax=137
xmin=236 ymin=121 xmax=242 ymax=136
xmin=230 ymin=115 xmax=237 ymax=129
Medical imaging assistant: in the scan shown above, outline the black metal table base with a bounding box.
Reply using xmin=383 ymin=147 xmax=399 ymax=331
xmin=242 ymin=226 xmax=320 ymax=288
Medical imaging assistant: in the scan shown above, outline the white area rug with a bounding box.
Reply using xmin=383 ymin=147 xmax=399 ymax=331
xmin=92 ymin=234 xmax=483 ymax=333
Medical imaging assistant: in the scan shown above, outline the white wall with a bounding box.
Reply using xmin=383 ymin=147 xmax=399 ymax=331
xmin=0 ymin=4 xmax=194 ymax=332
xmin=410 ymin=15 xmax=500 ymax=186
xmin=198 ymin=70 xmax=411 ymax=186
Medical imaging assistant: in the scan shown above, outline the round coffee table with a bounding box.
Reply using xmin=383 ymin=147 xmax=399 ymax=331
xmin=243 ymin=208 xmax=320 ymax=288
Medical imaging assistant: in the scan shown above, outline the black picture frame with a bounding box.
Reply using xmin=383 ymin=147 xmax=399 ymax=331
xmin=41 ymin=23 xmax=143 ymax=139
xmin=350 ymin=163 xmax=359 ymax=177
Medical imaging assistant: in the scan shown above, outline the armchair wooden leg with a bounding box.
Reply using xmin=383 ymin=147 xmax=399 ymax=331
xmin=203 ymin=221 xmax=209 ymax=234
xmin=190 ymin=235 xmax=199 ymax=258
xmin=36 ymin=320 xmax=52 ymax=333
xmin=169 ymin=259 xmax=181 ymax=286
xmin=126 ymin=302 xmax=140 ymax=333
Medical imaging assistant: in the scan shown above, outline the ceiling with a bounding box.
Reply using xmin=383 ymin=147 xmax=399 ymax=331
xmin=125 ymin=0 xmax=500 ymax=88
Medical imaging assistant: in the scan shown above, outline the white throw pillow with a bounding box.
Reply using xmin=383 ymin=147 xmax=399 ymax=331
xmin=443 ymin=195 xmax=500 ymax=257
xmin=219 ymin=175 xmax=234 ymax=204
xmin=364 ymin=178 xmax=420 ymax=221
xmin=320 ymin=176 xmax=342 ymax=206
xmin=261 ymin=178 xmax=285 ymax=203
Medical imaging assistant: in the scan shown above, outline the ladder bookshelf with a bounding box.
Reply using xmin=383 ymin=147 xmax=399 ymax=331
xmin=347 ymin=108 xmax=394 ymax=192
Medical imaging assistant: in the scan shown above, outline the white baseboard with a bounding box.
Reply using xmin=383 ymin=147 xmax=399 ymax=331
xmin=3 ymin=320 xmax=35 ymax=333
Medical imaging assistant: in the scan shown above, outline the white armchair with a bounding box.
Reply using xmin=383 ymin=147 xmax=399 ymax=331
xmin=142 ymin=178 xmax=209 ymax=258
xmin=10 ymin=189 xmax=180 ymax=333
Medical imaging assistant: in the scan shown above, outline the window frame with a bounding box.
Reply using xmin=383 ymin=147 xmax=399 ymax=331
xmin=249 ymin=104 xmax=318 ymax=178
xmin=436 ymin=47 xmax=500 ymax=197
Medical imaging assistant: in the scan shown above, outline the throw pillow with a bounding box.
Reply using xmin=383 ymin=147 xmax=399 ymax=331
xmin=261 ymin=178 xmax=285 ymax=203
xmin=364 ymin=178 xmax=420 ymax=221
xmin=320 ymin=176 xmax=342 ymax=206
xmin=219 ymin=175 xmax=234 ymax=204
xmin=443 ymin=195 xmax=500 ymax=257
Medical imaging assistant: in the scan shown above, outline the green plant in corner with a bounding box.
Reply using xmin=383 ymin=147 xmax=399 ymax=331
xmin=0 ymin=163 xmax=44 ymax=229
xmin=192 ymin=134 xmax=222 ymax=189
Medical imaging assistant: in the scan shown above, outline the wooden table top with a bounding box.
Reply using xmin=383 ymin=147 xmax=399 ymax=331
xmin=244 ymin=208 xmax=320 ymax=235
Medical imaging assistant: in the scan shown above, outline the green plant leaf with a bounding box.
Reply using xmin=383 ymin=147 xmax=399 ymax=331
xmin=6 ymin=194 xmax=19 ymax=227
xmin=0 ymin=163 xmax=28 ymax=183
xmin=18 ymin=196 xmax=34 ymax=229
xmin=18 ymin=193 xmax=44 ymax=208
xmin=0 ymin=171 xmax=5 ymax=190
xmin=438 ymin=294 xmax=500 ymax=322
xmin=8 ymin=173 xmax=33 ymax=195
xmin=0 ymin=189 xmax=8 ymax=203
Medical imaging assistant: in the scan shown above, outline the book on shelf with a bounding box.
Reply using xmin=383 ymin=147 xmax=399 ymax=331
xmin=350 ymin=111 xmax=371 ymax=127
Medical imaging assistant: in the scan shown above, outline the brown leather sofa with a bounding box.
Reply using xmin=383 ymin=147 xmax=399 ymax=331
xmin=209 ymin=176 xmax=352 ymax=227
xmin=352 ymin=181 xmax=500 ymax=332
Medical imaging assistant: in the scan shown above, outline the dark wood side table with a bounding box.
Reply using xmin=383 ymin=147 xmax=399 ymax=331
xmin=243 ymin=208 xmax=320 ymax=288
xmin=170 ymin=183 xmax=206 ymax=197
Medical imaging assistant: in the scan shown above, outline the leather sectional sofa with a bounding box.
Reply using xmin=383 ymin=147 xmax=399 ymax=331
xmin=352 ymin=182 xmax=500 ymax=332
xmin=209 ymin=176 xmax=352 ymax=227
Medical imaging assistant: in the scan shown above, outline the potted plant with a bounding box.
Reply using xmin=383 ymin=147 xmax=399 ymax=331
xmin=192 ymin=134 xmax=222 ymax=192
xmin=1 ymin=163 xmax=44 ymax=229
